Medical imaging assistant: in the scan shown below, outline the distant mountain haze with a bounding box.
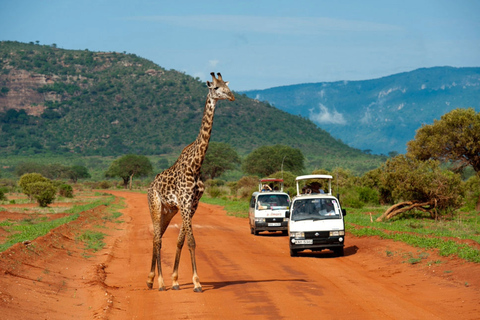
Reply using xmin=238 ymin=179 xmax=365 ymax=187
xmin=243 ymin=67 xmax=480 ymax=154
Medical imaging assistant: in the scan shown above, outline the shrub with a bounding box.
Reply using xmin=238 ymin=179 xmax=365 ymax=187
xmin=207 ymin=186 xmax=222 ymax=198
xmin=205 ymin=179 xmax=225 ymax=188
xmin=97 ymin=181 xmax=112 ymax=189
xmin=357 ymin=186 xmax=379 ymax=205
xmin=0 ymin=189 xmax=6 ymax=201
xmin=18 ymin=173 xmax=48 ymax=199
xmin=462 ymin=175 xmax=480 ymax=211
xmin=59 ymin=184 xmax=74 ymax=198
xmin=28 ymin=181 xmax=57 ymax=207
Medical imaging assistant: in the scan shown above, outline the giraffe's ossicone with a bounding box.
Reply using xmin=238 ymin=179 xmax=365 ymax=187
xmin=146 ymin=72 xmax=235 ymax=292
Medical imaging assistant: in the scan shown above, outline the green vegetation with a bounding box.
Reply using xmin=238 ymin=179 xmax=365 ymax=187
xmin=242 ymin=145 xmax=305 ymax=176
xmin=345 ymin=207 xmax=480 ymax=263
xmin=0 ymin=41 xmax=384 ymax=176
xmin=0 ymin=193 xmax=117 ymax=252
xmin=0 ymin=214 xmax=79 ymax=252
xmin=201 ymin=195 xmax=249 ymax=218
xmin=76 ymin=230 xmax=106 ymax=253
xmin=203 ymin=142 xmax=241 ymax=180
xmin=18 ymin=173 xmax=57 ymax=206
xmin=105 ymin=154 xmax=153 ymax=189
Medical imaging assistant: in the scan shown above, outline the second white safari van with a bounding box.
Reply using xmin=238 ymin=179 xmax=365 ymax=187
xmin=248 ymin=178 xmax=291 ymax=236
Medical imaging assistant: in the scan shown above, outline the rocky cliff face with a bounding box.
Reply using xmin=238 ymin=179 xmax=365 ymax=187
xmin=0 ymin=68 xmax=61 ymax=116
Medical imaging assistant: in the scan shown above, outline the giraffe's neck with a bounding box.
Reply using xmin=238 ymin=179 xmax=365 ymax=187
xmin=192 ymin=94 xmax=217 ymax=169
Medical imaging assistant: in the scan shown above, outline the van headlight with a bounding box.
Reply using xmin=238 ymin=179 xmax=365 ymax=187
xmin=291 ymin=232 xmax=304 ymax=239
xmin=255 ymin=218 xmax=265 ymax=223
xmin=329 ymin=230 xmax=345 ymax=236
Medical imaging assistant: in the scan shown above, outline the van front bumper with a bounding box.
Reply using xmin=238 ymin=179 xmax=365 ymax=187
xmin=254 ymin=220 xmax=288 ymax=232
xmin=289 ymin=235 xmax=344 ymax=251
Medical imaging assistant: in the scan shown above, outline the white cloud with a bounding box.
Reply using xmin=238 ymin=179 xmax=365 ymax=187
xmin=309 ymin=104 xmax=346 ymax=125
xmin=209 ymin=60 xmax=219 ymax=68
xmin=360 ymin=109 xmax=372 ymax=124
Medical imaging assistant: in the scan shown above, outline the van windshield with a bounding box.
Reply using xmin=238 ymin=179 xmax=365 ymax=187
xmin=257 ymin=194 xmax=290 ymax=210
xmin=291 ymin=198 xmax=341 ymax=221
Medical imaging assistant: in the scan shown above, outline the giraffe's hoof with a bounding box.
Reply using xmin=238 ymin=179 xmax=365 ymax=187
xmin=146 ymin=282 xmax=153 ymax=289
xmin=193 ymin=287 xmax=203 ymax=293
xmin=172 ymin=285 xmax=180 ymax=290
xmin=158 ymin=286 xmax=166 ymax=291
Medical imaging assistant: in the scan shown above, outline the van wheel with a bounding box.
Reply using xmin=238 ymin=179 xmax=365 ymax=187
xmin=253 ymin=229 xmax=259 ymax=235
xmin=250 ymin=226 xmax=254 ymax=235
xmin=290 ymin=249 xmax=298 ymax=257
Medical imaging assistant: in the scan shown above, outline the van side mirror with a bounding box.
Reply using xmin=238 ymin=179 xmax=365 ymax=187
xmin=286 ymin=210 xmax=290 ymax=218
xmin=342 ymin=209 xmax=347 ymax=216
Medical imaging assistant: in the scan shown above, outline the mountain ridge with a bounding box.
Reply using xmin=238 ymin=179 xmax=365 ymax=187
xmin=243 ymin=66 xmax=480 ymax=154
xmin=0 ymin=41 xmax=383 ymax=175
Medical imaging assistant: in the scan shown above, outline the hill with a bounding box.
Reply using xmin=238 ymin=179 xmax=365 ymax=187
xmin=243 ymin=67 xmax=480 ymax=155
xmin=0 ymin=41 xmax=383 ymax=174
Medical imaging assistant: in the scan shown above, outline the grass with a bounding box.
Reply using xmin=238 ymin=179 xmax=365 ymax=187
xmin=200 ymin=195 xmax=249 ymax=218
xmin=345 ymin=207 xmax=480 ymax=263
xmin=0 ymin=192 xmax=118 ymax=252
xmin=76 ymin=230 xmax=106 ymax=253
xmin=0 ymin=214 xmax=80 ymax=252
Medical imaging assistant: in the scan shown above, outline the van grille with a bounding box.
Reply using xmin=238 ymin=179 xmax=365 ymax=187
xmin=305 ymin=231 xmax=330 ymax=239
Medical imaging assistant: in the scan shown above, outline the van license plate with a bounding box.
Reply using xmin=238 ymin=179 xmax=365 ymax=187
xmin=295 ymin=239 xmax=313 ymax=244
xmin=268 ymin=223 xmax=281 ymax=226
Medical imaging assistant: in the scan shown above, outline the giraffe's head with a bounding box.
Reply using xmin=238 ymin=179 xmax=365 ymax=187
xmin=207 ymin=72 xmax=235 ymax=101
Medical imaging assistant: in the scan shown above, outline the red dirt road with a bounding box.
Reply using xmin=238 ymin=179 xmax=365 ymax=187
xmin=1 ymin=190 xmax=479 ymax=319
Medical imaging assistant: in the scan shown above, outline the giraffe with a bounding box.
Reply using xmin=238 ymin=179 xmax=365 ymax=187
xmin=146 ymin=72 xmax=235 ymax=292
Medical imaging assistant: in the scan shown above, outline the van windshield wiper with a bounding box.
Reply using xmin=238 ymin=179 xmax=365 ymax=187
xmin=293 ymin=216 xmax=324 ymax=221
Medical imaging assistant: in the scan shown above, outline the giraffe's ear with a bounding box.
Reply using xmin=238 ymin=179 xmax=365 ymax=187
xmin=225 ymin=81 xmax=229 ymax=86
xmin=207 ymin=81 xmax=212 ymax=88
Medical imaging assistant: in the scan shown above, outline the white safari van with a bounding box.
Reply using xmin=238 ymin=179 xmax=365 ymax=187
xmin=288 ymin=175 xmax=346 ymax=256
xmin=249 ymin=178 xmax=291 ymax=236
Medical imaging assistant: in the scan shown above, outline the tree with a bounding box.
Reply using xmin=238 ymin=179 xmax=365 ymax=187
xmin=376 ymin=155 xmax=464 ymax=221
xmin=407 ymin=108 xmax=480 ymax=173
xmin=105 ymin=154 xmax=153 ymax=189
xmin=407 ymin=108 xmax=480 ymax=210
xmin=202 ymin=142 xmax=241 ymax=180
xmin=242 ymin=145 xmax=304 ymax=177
xmin=66 ymin=165 xmax=91 ymax=183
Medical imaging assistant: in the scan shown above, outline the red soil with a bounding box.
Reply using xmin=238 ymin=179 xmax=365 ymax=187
xmin=0 ymin=190 xmax=479 ymax=319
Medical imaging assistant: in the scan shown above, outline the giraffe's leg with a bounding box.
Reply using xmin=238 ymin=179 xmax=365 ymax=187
xmin=186 ymin=224 xmax=202 ymax=293
xmin=171 ymin=222 xmax=186 ymax=290
xmin=188 ymin=184 xmax=203 ymax=292
xmin=147 ymin=225 xmax=165 ymax=290
xmin=147 ymin=192 xmax=176 ymax=291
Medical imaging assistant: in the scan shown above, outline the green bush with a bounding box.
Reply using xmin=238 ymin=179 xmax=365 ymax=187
xmin=0 ymin=189 xmax=6 ymax=201
xmin=28 ymin=181 xmax=57 ymax=207
xmin=97 ymin=181 xmax=112 ymax=189
xmin=357 ymin=186 xmax=379 ymax=205
xmin=18 ymin=173 xmax=48 ymax=199
xmin=207 ymin=186 xmax=222 ymax=198
xmin=205 ymin=179 xmax=225 ymax=187
xmin=462 ymin=175 xmax=480 ymax=211
xmin=59 ymin=184 xmax=74 ymax=198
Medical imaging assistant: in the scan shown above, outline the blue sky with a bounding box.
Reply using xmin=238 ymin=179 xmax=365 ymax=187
xmin=1 ymin=0 xmax=479 ymax=91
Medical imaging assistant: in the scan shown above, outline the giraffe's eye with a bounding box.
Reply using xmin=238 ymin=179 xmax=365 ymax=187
xmin=214 ymin=87 xmax=219 ymax=90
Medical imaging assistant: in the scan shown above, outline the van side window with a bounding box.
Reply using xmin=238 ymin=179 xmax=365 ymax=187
xmin=250 ymin=197 xmax=256 ymax=208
